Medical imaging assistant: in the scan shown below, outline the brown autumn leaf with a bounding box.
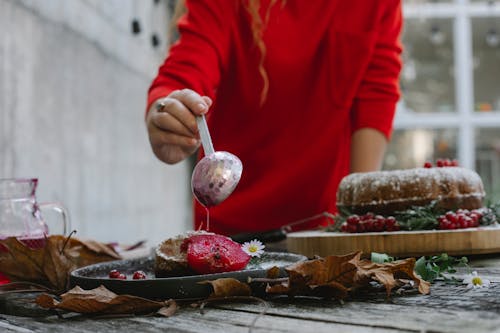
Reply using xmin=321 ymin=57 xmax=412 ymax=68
xmin=266 ymin=251 xmax=430 ymax=299
xmin=348 ymin=254 xmax=431 ymax=296
xmin=266 ymin=252 xmax=358 ymax=298
xmin=0 ymin=235 xmax=121 ymax=292
xmin=199 ymin=278 xmax=252 ymax=298
xmin=36 ymin=285 xmax=177 ymax=316
xmin=266 ymin=266 xmax=281 ymax=279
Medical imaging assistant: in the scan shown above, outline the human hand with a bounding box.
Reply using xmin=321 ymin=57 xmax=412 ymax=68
xmin=146 ymin=89 xmax=212 ymax=164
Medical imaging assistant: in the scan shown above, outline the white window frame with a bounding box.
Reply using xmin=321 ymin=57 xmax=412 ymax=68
xmin=396 ymin=0 xmax=500 ymax=170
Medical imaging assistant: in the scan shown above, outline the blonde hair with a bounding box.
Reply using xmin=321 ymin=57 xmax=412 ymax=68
xmin=169 ymin=0 xmax=282 ymax=105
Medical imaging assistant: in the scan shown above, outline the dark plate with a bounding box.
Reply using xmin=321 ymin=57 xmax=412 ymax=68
xmin=70 ymin=252 xmax=306 ymax=300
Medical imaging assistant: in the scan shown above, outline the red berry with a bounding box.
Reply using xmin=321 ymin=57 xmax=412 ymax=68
xmin=363 ymin=219 xmax=374 ymax=232
xmin=109 ymin=269 xmax=121 ymax=279
xmin=357 ymin=223 xmax=366 ymax=233
xmin=439 ymin=219 xmax=451 ymax=230
xmin=117 ymin=273 xmax=127 ymax=280
xmin=132 ymin=270 xmax=147 ymax=280
xmin=471 ymin=209 xmax=483 ymax=219
xmin=444 ymin=159 xmax=452 ymax=167
xmin=424 ymin=162 xmax=433 ymax=168
xmin=451 ymin=159 xmax=459 ymax=166
xmin=385 ymin=216 xmax=397 ymax=227
xmin=436 ymin=159 xmax=444 ymax=167
xmin=361 ymin=213 xmax=374 ymax=221
xmin=386 ymin=222 xmax=401 ymax=232
xmin=186 ymin=234 xmax=251 ymax=274
xmin=346 ymin=224 xmax=358 ymax=233
xmin=346 ymin=215 xmax=360 ymax=225
xmin=445 ymin=212 xmax=457 ymax=223
xmin=372 ymin=219 xmax=385 ymax=232
xmin=340 ymin=222 xmax=348 ymax=232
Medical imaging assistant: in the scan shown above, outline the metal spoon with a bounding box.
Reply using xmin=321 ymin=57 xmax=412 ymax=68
xmin=191 ymin=115 xmax=242 ymax=207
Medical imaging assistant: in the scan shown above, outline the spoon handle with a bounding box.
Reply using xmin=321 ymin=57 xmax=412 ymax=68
xmin=196 ymin=114 xmax=215 ymax=156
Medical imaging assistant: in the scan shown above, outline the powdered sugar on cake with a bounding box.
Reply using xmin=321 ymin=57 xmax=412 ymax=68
xmin=336 ymin=167 xmax=485 ymax=215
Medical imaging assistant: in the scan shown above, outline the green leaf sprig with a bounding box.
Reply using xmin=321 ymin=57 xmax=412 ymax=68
xmin=414 ymin=253 xmax=470 ymax=283
xmin=371 ymin=252 xmax=470 ymax=284
xmin=393 ymin=201 xmax=444 ymax=231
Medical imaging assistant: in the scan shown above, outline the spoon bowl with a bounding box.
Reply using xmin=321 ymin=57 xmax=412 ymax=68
xmin=191 ymin=115 xmax=242 ymax=207
xmin=191 ymin=151 xmax=242 ymax=207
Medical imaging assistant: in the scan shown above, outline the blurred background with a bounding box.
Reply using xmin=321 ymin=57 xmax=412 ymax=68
xmin=0 ymin=0 xmax=499 ymax=245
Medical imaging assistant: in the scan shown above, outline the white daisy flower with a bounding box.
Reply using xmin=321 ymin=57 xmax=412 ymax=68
xmin=241 ymin=239 xmax=265 ymax=257
xmin=463 ymin=271 xmax=491 ymax=289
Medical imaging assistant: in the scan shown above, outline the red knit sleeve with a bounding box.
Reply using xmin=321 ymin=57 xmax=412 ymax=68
xmin=350 ymin=0 xmax=403 ymax=139
xmin=147 ymin=0 xmax=233 ymax=112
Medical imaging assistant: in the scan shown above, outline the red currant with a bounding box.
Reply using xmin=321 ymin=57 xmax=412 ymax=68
xmin=132 ymin=270 xmax=147 ymax=280
xmin=451 ymin=159 xmax=459 ymax=166
xmin=424 ymin=162 xmax=433 ymax=168
xmin=436 ymin=159 xmax=444 ymax=167
xmin=363 ymin=219 xmax=374 ymax=232
xmin=346 ymin=224 xmax=358 ymax=233
xmin=372 ymin=219 xmax=385 ymax=232
xmin=346 ymin=215 xmax=360 ymax=225
xmin=445 ymin=212 xmax=457 ymax=223
xmin=109 ymin=269 xmax=121 ymax=279
xmin=117 ymin=273 xmax=127 ymax=280
xmin=385 ymin=216 xmax=397 ymax=227
xmin=340 ymin=222 xmax=348 ymax=232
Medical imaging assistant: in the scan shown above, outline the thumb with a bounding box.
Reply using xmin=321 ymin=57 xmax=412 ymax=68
xmin=202 ymin=96 xmax=213 ymax=108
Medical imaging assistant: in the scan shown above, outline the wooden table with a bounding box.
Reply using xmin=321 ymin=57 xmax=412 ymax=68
xmin=1 ymin=257 xmax=500 ymax=333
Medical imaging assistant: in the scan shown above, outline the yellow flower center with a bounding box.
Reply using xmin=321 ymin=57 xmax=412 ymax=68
xmin=248 ymin=245 xmax=259 ymax=253
xmin=472 ymin=276 xmax=483 ymax=286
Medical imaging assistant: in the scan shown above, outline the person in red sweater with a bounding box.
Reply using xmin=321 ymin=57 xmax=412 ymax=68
xmin=146 ymin=0 xmax=403 ymax=237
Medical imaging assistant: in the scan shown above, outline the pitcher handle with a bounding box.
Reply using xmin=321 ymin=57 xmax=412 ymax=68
xmin=38 ymin=202 xmax=70 ymax=236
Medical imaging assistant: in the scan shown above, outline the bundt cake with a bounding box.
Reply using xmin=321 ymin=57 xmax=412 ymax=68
xmin=336 ymin=167 xmax=485 ymax=215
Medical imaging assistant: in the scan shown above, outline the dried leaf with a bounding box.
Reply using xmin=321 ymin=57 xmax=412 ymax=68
xmin=0 ymin=236 xmax=121 ymax=292
xmin=35 ymin=285 xmax=177 ymax=316
xmin=266 ymin=252 xmax=358 ymax=298
xmin=199 ymin=278 xmax=252 ymax=298
xmin=348 ymin=255 xmax=431 ymax=297
xmin=157 ymin=300 xmax=178 ymax=317
xmin=266 ymin=266 xmax=280 ymax=279
xmin=266 ymin=251 xmax=430 ymax=299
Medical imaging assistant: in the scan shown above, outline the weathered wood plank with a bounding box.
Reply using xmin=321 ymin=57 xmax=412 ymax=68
xmin=0 ymin=306 xmax=413 ymax=333
xmin=2 ymin=266 xmax=500 ymax=332
xmin=213 ymin=281 xmax=500 ymax=333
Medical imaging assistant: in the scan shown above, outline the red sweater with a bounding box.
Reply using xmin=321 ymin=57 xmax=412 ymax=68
xmin=148 ymin=0 xmax=403 ymax=236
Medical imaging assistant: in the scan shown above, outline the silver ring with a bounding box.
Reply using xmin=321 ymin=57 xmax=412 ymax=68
xmin=156 ymin=99 xmax=167 ymax=112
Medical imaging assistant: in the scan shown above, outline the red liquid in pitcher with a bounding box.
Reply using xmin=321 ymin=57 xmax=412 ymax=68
xmin=17 ymin=236 xmax=47 ymax=249
xmin=0 ymin=236 xmax=47 ymax=250
xmin=0 ymin=236 xmax=46 ymax=285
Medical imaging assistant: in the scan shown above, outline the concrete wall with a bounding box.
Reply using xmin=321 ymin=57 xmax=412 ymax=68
xmin=0 ymin=0 xmax=192 ymax=245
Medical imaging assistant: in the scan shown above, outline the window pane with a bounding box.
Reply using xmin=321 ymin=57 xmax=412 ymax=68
xmin=401 ymin=19 xmax=456 ymax=113
xmin=383 ymin=129 xmax=458 ymax=170
xmin=472 ymin=17 xmax=500 ymax=112
xmin=475 ymin=128 xmax=500 ymax=201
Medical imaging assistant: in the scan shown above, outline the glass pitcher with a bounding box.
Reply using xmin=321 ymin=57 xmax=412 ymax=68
xmin=0 ymin=178 xmax=69 ymax=249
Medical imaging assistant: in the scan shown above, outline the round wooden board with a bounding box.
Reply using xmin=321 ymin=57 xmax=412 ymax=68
xmin=286 ymin=226 xmax=500 ymax=258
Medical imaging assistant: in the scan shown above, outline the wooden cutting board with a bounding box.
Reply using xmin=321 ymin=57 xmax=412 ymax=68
xmin=286 ymin=226 xmax=500 ymax=258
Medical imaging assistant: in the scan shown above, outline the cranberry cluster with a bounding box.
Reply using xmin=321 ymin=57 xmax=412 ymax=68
xmin=340 ymin=213 xmax=401 ymax=233
xmin=108 ymin=269 xmax=147 ymax=280
xmin=437 ymin=209 xmax=482 ymax=230
xmin=424 ymin=159 xmax=459 ymax=168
